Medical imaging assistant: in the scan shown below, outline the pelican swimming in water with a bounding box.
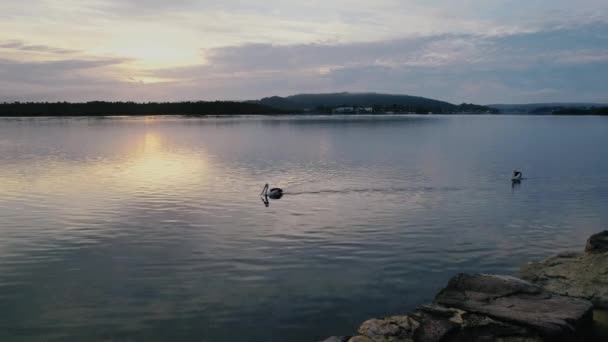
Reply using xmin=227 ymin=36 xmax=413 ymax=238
xmin=512 ymin=169 xmax=523 ymax=181
xmin=261 ymin=183 xmax=283 ymax=199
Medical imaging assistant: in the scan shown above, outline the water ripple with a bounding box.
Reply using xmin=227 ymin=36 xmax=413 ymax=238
xmin=1 ymin=115 xmax=607 ymax=341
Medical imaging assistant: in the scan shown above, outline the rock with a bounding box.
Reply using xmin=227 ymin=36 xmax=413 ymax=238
xmin=409 ymin=305 xmax=462 ymax=341
xmin=320 ymin=337 xmax=351 ymax=342
xmin=594 ymin=309 xmax=608 ymax=340
xmin=348 ymin=336 xmax=374 ymax=342
xmin=410 ymin=304 xmax=541 ymax=341
xmin=354 ymin=308 xmax=459 ymax=342
xmin=521 ymin=241 xmax=608 ymax=309
xmin=327 ymin=274 xmax=593 ymax=341
xmin=357 ymin=315 xmax=419 ymax=342
xmin=586 ymin=230 xmax=608 ymax=253
xmin=435 ymin=273 xmax=593 ymax=340
xmin=351 ymin=302 xmax=544 ymax=342
xmin=453 ymin=312 xmax=542 ymax=342
xmin=323 ymin=273 xmax=594 ymax=341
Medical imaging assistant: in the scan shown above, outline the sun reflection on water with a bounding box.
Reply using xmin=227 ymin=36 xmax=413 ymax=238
xmin=0 ymin=130 xmax=213 ymax=218
xmin=118 ymin=132 xmax=209 ymax=186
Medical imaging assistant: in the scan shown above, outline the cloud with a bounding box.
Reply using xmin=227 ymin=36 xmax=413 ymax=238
xmin=3 ymin=0 xmax=606 ymax=56
xmin=143 ymin=22 xmax=608 ymax=103
xmin=0 ymin=1 xmax=607 ymax=103
xmin=0 ymin=57 xmax=140 ymax=101
xmin=4 ymin=21 xmax=608 ymax=103
xmin=556 ymin=51 xmax=608 ymax=64
xmin=0 ymin=57 xmax=129 ymax=82
xmin=0 ymin=40 xmax=80 ymax=54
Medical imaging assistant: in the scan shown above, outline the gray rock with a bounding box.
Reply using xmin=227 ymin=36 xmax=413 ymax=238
xmin=351 ymin=303 xmax=545 ymax=342
xmin=451 ymin=311 xmax=543 ymax=342
xmin=348 ymin=336 xmax=374 ymax=342
xmin=319 ymin=337 xmax=351 ymax=342
xmin=358 ymin=315 xmax=419 ymax=342
xmin=435 ymin=273 xmax=593 ymax=340
xmin=521 ymin=241 xmax=608 ymax=309
xmin=409 ymin=305 xmax=462 ymax=341
xmin=586 ymin=230 xmax=608 ymax=253
xmin=354 ymin=307 xmax=461 ymax=342
xmin=410 ymin=304 xmax=541 ymax=341
xmin=594 ymin=309 xmax=608 ymax=340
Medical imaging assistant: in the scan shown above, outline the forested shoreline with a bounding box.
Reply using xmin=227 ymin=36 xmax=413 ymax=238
xmin=1 ymin=101 xmax=605 ymax=116
xmin=0 ymin=101 xmax=292 ymax=116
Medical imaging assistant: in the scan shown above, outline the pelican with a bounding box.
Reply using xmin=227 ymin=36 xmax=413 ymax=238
xmin=261 ymin=183 xmax=283 ymax=199
xmin=512 ymin=169 xmax=523 ymax=181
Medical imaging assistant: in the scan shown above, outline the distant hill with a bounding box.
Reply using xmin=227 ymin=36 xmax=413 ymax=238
xmin=251 ymin=92 xmax=495 ymax=113
xmin=488 ymin=103 xmax=608 ymax=114
xmin=255 ymin=92 xmax=453 ymax=110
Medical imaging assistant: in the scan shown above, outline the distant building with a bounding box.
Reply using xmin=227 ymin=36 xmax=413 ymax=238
xmin=332 ymin=106 xmax=374 ymax=114
xmin=333 ymin=107 xmax=355 ymax=113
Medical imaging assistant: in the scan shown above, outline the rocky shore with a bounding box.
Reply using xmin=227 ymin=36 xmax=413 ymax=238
xmin=321 ymin=231 xmax=608 ymax=342
xmin=521 ymin=231 xmax=608 ymax=309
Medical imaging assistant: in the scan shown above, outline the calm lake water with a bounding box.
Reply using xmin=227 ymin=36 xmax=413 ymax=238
xmin=1 ymin=115 xmax=607 ymax=341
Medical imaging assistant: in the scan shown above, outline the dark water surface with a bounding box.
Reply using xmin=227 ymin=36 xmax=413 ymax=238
xmin=1 ymin=115 xmax=607 ymax=341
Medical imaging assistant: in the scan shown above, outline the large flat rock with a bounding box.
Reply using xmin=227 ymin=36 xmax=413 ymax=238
xmin=434 ymin=274 xmax=593 ymax=340
xmin=521 ymin=232 xmax=608 ymax=309
xmin=348 ymin=274 xmax=592 ymax=342
xmin=351 ymin=306 xmax=544 ymax=342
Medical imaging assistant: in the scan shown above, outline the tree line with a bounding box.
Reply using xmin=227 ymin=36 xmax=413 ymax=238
xmin=552 ymin=107 xmax=608 ymax=115
xmin=0 ymin=101 xmax=292 ymax=116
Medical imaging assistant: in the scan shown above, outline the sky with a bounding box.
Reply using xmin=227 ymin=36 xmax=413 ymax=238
xmin=0 ymin=0 xmax=607 ymax=104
